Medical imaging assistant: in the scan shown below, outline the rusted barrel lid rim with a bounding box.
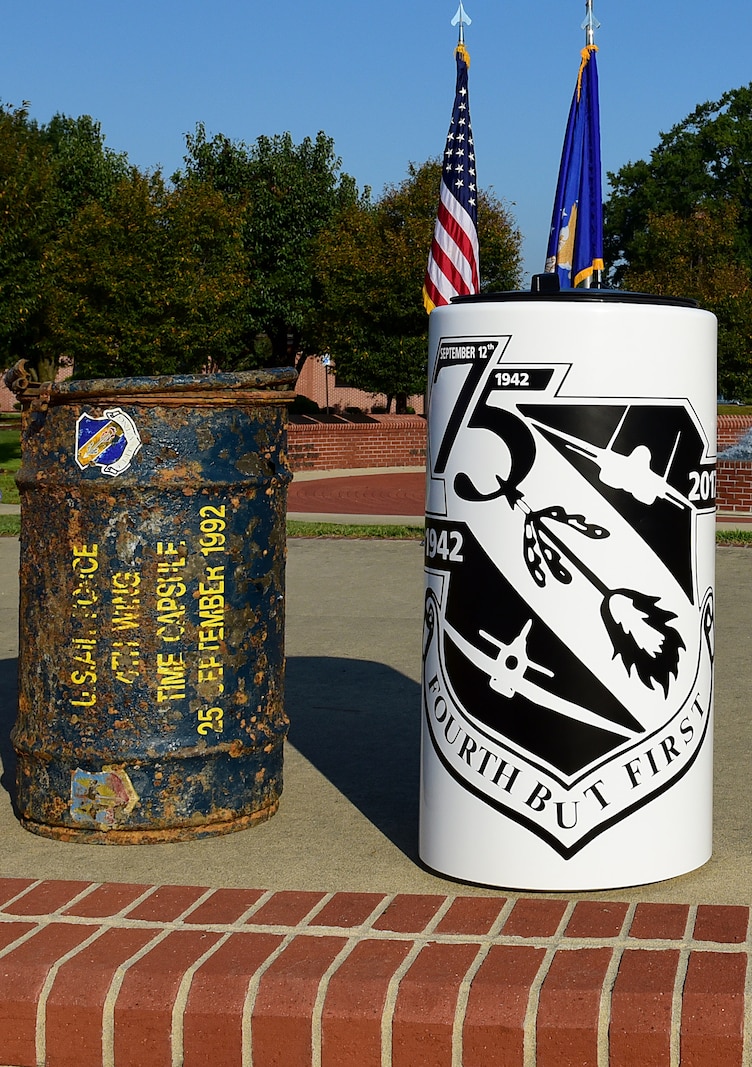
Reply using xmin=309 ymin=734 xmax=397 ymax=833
xmin=49 ymin=368 xmax=298 ymax=405
xmin=6 ymin=364 xmax=298 ymax=408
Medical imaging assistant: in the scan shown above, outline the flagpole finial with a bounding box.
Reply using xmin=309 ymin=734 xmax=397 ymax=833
xmin=582 ymin=0 xmax=600 ymax=46
xmin=451 ymin=2 xmax=472 ymax=45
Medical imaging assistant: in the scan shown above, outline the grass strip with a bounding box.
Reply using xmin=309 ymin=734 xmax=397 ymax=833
xmin=0 ymin=473 xmax=19 ymax=505
xmin=716 ymin=528 xmax=752 ymax=546
xmin=287 ymin=519 xmax=423 ymax=539
xmin=0 ymin=515 xmax=748 ymax=545
xmin=0 ymin=517 xmax=425 ymax=540
xmin=0 ymin=516 xmax=20 ymax=537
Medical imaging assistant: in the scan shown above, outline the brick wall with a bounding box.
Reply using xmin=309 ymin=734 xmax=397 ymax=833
xmin=287 ymin=414 xmax=752 ymax=514
xmin=0 ymin=878 xmax=748 ymax=1067
xmin=718 ymin=414 xmax=752 ymax=451
xmin=715 ymin=417 xmax=752 ymax=514
xmin=289 ymin=415 xmax=752 ymax=475
xmin=717 ymin=462 xmax=752 ymax=514
xmin=287 ymin=415 xmax=426 ymax=472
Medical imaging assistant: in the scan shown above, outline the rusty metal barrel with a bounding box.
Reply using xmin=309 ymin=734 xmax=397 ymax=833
xmin=9 ymin=365 xmax=296 ymax=843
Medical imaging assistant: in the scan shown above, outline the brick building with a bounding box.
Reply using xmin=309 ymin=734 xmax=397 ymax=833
xmin=295 ymin=354 xmax=424 ymax=415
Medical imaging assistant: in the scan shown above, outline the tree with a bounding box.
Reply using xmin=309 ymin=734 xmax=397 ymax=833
xmin=604 ymin=84 xmax=752 ymax=397
xmin=41 ymin=113 xmax=129 ymax=224
xmin=176 ymin=126 xmax=360 ymax=364
xmin=0 ymin=103 xmax=56 ymax=379
xmin=619 ymin=205 xmax=752 ymax=399
xmin=313 ymin=159 xmax=521 ymax=411
xmin=605 ymin=83 xmax=752 ymax=283
xmin=0 ymin=104 xmax=130 ymax=380
xmin=42 ymin=171 xmax=249 ymax=379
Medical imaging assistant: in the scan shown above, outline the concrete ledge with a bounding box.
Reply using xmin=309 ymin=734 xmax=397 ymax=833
xmin=0 ymin=878 xmax=747 ymax=1066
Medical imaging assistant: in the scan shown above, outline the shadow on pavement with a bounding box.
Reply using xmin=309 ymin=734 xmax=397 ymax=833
xmin=0 ymin=657 xmax=17 ymax=808
xmin=286 ymin=655 xmax=421 ymax=862
xmin=0 ymin=653 xmax=423 ymax=861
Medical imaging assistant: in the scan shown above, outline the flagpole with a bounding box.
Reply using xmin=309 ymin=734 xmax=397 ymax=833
xmin=583 ymin=0 xmax=601 ymax=287
xmin=583 ymin=0 xmax=597 ymax=47
xmin=452 ymin=2 xmax=470 ymax=46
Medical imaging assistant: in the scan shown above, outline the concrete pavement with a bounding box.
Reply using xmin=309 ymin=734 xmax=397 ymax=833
xmin=1 ymin=534 xmax=752 ymax=904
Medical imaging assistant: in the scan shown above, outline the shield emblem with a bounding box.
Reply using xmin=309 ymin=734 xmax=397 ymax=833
xmin=75 ymin=408 xmax=142 ymax=476
xmin=423 ymin=336 xmax=715 ymax=857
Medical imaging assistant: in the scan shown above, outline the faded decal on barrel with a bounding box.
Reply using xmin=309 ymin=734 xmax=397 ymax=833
xmin=75 ymin=408 xmax=142 ymax=476
xmin=424 ymin=335 xmax=715 ymax=858
xmin=70 ymin=765 xmax=139 ymax=829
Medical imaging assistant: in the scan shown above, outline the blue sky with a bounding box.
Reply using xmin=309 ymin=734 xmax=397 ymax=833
xmin=2 ymin=1 xmax=751 ymax=280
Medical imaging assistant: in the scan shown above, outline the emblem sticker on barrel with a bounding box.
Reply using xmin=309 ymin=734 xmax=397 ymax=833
xmin=424 ymin=334 xmax=715 ymax=858
xmin=75 ymin=408 xmax=142 ymax=476
xmin=70 ymin=766 xmax=139 ymax=829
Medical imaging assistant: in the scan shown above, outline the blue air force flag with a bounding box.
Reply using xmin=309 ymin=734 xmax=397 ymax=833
xmin=545 ymin=45 xmax=604 ymax=288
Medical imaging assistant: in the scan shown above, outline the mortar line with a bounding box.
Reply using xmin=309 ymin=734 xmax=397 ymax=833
xmin=0 ymin=880 xmax=42 ymax=910
xmin=448 ymin=892 xmax=518 ymax=1067
xmin=162 ymin=887 xmax=254 ymax=1062
xmin=235 ymin=889 xmax=275 ymax=927
xmin=305 ymin=881 xmax=404 ymax=1067
xmin=742 ymin=918 xmax=752 ymax=1067
xmin=240 ymin=929 xmax=307 ymax=1067
xmin=669 ymin=904 xmax=697 ymax=1067
xmin=101 ymin=928 xmax=172 ymax=1067
xmin=522 ymin=900 xmax=576 ymax=1067
xmin=310 ymin=934 xmax=365 ymax=1067
xmin=597 ymin=902 xmax=636 ymax=1067
xmin=1 ymin=906 xmax=750 ymax=952
xmin=48 ymin=882 xmax=102 ymax=914
xmin=451 ymin=942 xmax=493 ymax=1067
xmin=169 ymin=877 xmax=284 ymax=1050
xmin=35 ymin=924 xmax=111 ymax=1067
xmin=5 ymin=906 xmax=752 ymax=951
xmin=379 ymin=895 xmax=455 ymax=1067
xmin=451 ymin=897 xmax=517 ymax=1067
xmin=171 ymin=929 xmax=234 ymax=1067
xmin=304 ymin=882 xmax=404 ymax=1067
xmin=0 ymin=922 xmax=53 ymax=961
xmin=168 ymin=885 xmax=218 ymax=924
xmin=239 ymin=891 xmax=337 ymax=1067
xmin=114 ymin=883 xmax=164 ymax=916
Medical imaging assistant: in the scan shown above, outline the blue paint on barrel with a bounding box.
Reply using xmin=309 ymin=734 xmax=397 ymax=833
xmin=11 ymin=368 xmax=297 ymax=842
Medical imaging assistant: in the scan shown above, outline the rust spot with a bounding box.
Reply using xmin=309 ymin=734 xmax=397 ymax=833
xmin=13 ymin=369 xmax=294 ymax=843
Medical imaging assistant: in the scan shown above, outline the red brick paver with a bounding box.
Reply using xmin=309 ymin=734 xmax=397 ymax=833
xmin=287 ymin=471 xmax=425 ymax=516
xmin=0 ymin=879 xmax=750 ymax=1067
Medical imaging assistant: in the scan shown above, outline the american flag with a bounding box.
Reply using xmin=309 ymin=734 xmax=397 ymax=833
xmin=423 ymin=43 xmax=480 ymax=313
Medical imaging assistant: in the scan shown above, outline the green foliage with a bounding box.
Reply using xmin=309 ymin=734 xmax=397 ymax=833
xmin=42 ymin=171 xmax=250 ymax=379
xmin=618 ymin=204 xmax=752 ymax=399
xmin=41 ymin=113 xmax=129 ymax=224
xmin=0 ymin=103 xmax=57 ymax=378
xmin=313 ymin=159 xmax=521 ymax=409
xmin=605 ymin=84 xmax=752 ymax=281
xmin=0 ymin=103 xmax=131 ymax=380
xmin=0 ymin=105 xmax=520 ymax=389
xmin=176 ymin=126 xmax=361 ymax=363
xmin=604 ymin=84 xmax=752 ymax=399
